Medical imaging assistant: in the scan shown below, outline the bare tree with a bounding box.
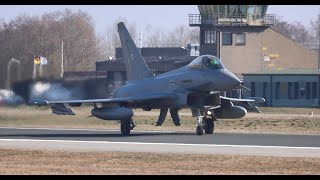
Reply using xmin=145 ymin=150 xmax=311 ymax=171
xmin=145 ymin=26 xmax=162 ymax=47
xmin=188 ymin=27 xmax=200 ymax=45
xmin=102 ymin=19 xmax=200 ymax=58
xmin=144 ymin=24 xmax=199 ymax=48
xmin=0 ymin=9 xmax=105 ymax=88
xmin=272 ymin=17 xmax=312 ymax=44
xmin=104 ymin=25 xmax=116 ymax=58
xmin=311 ymin=13 xmax=320 ymax=45
xmin=290 ymin=22 xmax=310 ymax=43
xmin=57 ymin=9 xmax=103 ymax=71
xmin=102 ymin=17 xmax=139 ymax=58
xmin=272 ymin=17 xmax=292 ymax=37
xmin=310 ymin=11 xmax=320 ymax=68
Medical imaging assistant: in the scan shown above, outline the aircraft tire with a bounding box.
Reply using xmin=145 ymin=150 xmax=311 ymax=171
xmin=204 ymin=117 xmax=214 ymax=134
xmin=120 ymin=120 xmax=131 ymax=136
xmin=196 ymin=125 xmax=203 ymax=135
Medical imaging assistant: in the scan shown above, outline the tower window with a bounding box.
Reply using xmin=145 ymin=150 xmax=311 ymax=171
xmin=203 ymin=30 xmax=216 ymax=44
xmin=235 ymin=33 xmax=246 ymax=46
xmin=222 ymin=33 xmax=232 ymax=45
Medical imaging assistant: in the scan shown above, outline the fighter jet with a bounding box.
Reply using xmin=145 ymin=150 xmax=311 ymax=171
xmin=28 ymin=22 xmax=260 ymax=136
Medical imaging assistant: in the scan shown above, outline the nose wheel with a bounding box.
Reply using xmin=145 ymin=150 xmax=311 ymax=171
xmin=196 ymin=124 xmax=203 ymax=135
xmin=195 ymin=109 xmax=204 ymax=135
xmin=203 ymin=117 xmax=214 ymax=134
xmin=195 ymin=109 xmax=215 ymax=135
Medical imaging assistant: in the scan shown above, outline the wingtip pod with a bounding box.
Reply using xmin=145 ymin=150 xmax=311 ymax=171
xmin=27 ymin=99 xmax=48 ymax=106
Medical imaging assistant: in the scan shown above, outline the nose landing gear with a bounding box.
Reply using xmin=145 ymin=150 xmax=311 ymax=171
xmin=195 ymin=109 xmax=216 ymax=135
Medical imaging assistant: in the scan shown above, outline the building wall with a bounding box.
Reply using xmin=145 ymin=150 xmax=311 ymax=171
xmin=200 ymin=44 xmax=218 ymax=58
xmin=243 ymin=74 xmax=320 ymax=107
xmin=220 ymin=27 xmax=266 ymax=77
xmin=261 ymin=28 xmax=318 ymax=70
xmin=200 ymin=26 xmax=318 ymax=78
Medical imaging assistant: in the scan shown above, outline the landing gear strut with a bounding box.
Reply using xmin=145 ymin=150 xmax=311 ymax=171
xmin=195 ymin=109 xmax=203 ymax=135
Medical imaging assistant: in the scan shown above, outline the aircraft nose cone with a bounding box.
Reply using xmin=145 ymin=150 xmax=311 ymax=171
xmin=228 ymin=72 xmax=241 ymax=87
xmin=220 ymin=70 xmax=241 ymax=89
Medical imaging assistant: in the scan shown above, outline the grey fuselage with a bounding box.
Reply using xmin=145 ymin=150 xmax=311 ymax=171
xmin=112 ymin=55 xmax=241 ymax=109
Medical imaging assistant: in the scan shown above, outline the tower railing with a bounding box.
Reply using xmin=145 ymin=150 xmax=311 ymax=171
xmin=189 ymin=14 xmax=276 ymax=26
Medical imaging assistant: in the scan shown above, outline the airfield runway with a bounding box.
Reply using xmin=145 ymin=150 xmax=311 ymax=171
xmin=0 ymin=127 xmax=320 ymax=158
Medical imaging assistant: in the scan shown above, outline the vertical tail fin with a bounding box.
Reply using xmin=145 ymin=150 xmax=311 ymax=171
xmin=117 ymin=22 xmax=152 ymax=82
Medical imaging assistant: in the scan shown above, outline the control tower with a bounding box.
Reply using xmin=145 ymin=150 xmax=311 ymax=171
xmin=190 ymin=5 xmax=272 ymax=26
xmin=189 ymin=5 xmax=275 ymax=58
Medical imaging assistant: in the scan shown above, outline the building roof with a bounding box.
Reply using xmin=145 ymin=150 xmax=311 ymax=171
xmin=115 ymin=47 xmax=189 ymax=59
xmin=64 ymin=71 xmax=107 ymax=77
xmin=95 ymin=56 xmax=195 ymax=72
xmin=243 ymin=69 xmax=320 ymax=75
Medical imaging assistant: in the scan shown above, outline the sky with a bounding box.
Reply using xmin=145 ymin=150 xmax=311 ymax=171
xmin=0 ymin=5 xmax=319 ymax=35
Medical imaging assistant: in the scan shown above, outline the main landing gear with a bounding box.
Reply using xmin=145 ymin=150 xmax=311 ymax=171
xmin=195 ymin=109 xmax=216 ymax=135
xmin=120 ymin=118 xmax=135 ymax=136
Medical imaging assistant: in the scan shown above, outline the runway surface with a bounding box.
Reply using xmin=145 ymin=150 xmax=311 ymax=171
xmin=1 ymin=127 xmax=320 ymax=157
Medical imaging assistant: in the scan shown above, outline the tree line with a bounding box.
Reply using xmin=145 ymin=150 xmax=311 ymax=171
xmin=0 ymin=9 xmax=199 ymax=89
xmin=102 ymin=17 xmax=199 ymax=59
xmin=272 ymin=15 xmax=320 ymax=45
xmin=0 ymin=9 xmax=104 ymax=89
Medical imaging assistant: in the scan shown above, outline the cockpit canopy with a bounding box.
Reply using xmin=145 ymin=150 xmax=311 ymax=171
xmin=188 ymin=55 xmax=225 ymax=70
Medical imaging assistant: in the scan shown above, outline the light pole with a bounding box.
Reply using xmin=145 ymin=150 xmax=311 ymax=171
xmin=61 ymin=41 xmax=64 ymax=78
xmin=318 ymin=12 xmax=320 ymax=69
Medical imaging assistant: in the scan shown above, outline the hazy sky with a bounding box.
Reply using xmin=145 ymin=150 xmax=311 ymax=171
xmin=0 ymin=5 xmax=319 ymax=35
